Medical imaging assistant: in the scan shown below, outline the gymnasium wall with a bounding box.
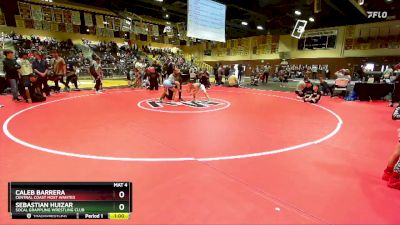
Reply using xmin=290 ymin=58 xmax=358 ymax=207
xmin=182 ymin=20 xmax=400 ymax=71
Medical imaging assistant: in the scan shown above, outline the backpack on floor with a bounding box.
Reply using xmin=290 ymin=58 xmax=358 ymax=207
xmin=345 ymin=90 xmax=358 ymax=101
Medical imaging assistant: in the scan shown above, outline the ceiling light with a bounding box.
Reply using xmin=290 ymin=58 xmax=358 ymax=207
xmin=309 ymin=17 xmax=315 ymax=22
xmin=165 ymin=14 xmax=169 ymax=18
xmin=241 ymin=21 xmax=248 ymax=26
xmin=257 ymin=25 xmax=263 ymax=30
xmin=294 ymin=10 xmax=301 ymax=16
xmin=155 ymin=0 xmax=163 ymax=2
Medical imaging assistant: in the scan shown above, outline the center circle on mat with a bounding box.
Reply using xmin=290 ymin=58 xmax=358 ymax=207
xmin=137 ymin=98 xmax=231 ymax=113
xmin=2 ymin=90 xmax=343 ymax=162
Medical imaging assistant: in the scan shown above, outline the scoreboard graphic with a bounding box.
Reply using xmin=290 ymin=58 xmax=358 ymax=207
xmin=8 ymin=182 xmax=132 ymax=220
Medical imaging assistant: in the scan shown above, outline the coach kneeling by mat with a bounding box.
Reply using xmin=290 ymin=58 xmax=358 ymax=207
xmin=27 ymin=75 xmax=46 ymax=103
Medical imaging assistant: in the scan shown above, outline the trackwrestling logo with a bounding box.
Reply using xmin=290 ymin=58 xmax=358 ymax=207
xmin=137 ymin=98 xmax=231 ymax=113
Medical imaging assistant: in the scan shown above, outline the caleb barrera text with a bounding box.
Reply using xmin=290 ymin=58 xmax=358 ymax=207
xmin=14 ymin=190 xmax=76 ymax=200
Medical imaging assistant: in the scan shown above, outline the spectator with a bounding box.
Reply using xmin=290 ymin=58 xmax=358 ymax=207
xmin=217 ymin=64 xmax=224 ymax=85
xmin=238 ymin=64 xmax=244 ymax=83
xmin=50 ymin=50 xmax=67 ymax=92
xmin=228 ymin=74 xmax=239 ymax=88
xmin=319 ymin=77 xmax=332 ymax=96
xmin=296 ymin=80 xmax=313 ymax=98
xmin=16 ymin=51 xmax=33 ymax=88
xmin=89 ymin=55 xmax=103 ymax=93
xmin=3 ymin=50 xmax=22 ymax=102
xmin=262 ymin=64 xmax=270 ymax=84
xmin=304 ymin=84 xmax=322 ymax=103
xmin=32 ymin=51 xmax=50 ymax=96
xmin=65 ymin=60 xmax=80 ymax=91
xmin=199 ymin=69 xmax=210 ymax=89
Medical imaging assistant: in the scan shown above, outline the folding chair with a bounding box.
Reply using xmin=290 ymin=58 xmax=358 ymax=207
xmin=332 ymin=78 xmax=350 ymax=97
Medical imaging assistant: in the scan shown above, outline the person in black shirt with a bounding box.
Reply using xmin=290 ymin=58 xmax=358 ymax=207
xmin=238 ymin=64 xmax=244 ymax=84
xmin=32 ymin=52 xmax=50 ymax=96
xmin=319 ymin=77 xmax=332 ymax=96
xmin=304 ymin=85 xmax=322 ymax=104
xmin=302 ymin=81 xmax=314 ymax=95
xmin=2 ymin=50 xmax=22 ymax=102
xmin=65 ymin=61 xmax=79 ymax=91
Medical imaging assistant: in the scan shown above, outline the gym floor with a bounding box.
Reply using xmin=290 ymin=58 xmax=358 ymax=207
xmin=0 ymin=86 xmax=399 ymax=224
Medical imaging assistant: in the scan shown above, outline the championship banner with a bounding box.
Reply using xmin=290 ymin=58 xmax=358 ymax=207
xmin=152 ymin=24 xmax=159 ymax=36
xmin=88 ymin=26 xmax=96 ymax=35
xmin=84 ymin=13 xmax=93 ymax=27
xmin=114 ymin=18 xmax=120 ymax=31
xmin=50 ymin=22 xmax=58 ymax=31
xmin=121 ymin=19 xmax=131 ymax=32
xmin=42 ymin=21 xmax=51 ymax=31
xmin=33 ymin=20 xmax=42 ymax=30
xmin=0 ymin=9 xmax=6 ymax=26
xmin=135 ymin=22 xmax=143 ymax=34
xmin=95 ymin=15 xmax=104 ymax=28
xmin=73 ymin=25 xmax=80 ymax=33
xmin=105 ymin=16 xmax=114 ymax=30
xmin=31 ymin=4 xmax=43 ymax=21
xmin=53 ymin=8 xmax=64 ymax=23
xmin=71 ymin=11 xmax=81 ymax=25
xmin=42 ymin=6 xmax=53 ymax=21
xmin=139 ymin=23 xmax=147 ymax=34
xmin=132 ymin=22 xmax=139 ymax=34
xmin=63 ymin=10 xmax=72 ymax=24
xmin=15 ymin=15 xmax=25 ymax=28
xmin=58 ymin=23 xmax=66 ymax=32
xmin=18 ymin=2 xmax=32 ymax=19
xmin=65 ymin=23 xmax=73 ymax=33
xmin=96 ymin=27 xmax=103 ymax=36
xmin=24 ymin=19 xmax=34 ymax=29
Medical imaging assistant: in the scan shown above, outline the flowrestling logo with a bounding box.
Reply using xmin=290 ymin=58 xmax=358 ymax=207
xmin=137 ymin=98 xmax=231 ymax=113
xmin=367 ymin=11 xmax=388 ymax=19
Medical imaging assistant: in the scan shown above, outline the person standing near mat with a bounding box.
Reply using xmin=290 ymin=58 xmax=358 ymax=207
xmin=90 ymin=56 xmax=103 ymax=93
xmin=32 ymin=51 xmax=50 ymax=96
xmin=50 ymin=50 xmax=67 ymax=92
xmin=3 ymin=50 xmax=22 ymax=102
xmin=187 ymin=81 xmax=210 ymax=101
xmin=17 ymin=51 xmax=33 ymax=102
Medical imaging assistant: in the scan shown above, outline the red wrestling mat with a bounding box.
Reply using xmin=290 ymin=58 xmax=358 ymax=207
xmin=0 ymin=87 xmax=399 ymax=224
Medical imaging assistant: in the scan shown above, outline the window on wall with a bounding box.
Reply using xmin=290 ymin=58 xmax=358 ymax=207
xmin=298 ymin=30 xmax=337 ymax=50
